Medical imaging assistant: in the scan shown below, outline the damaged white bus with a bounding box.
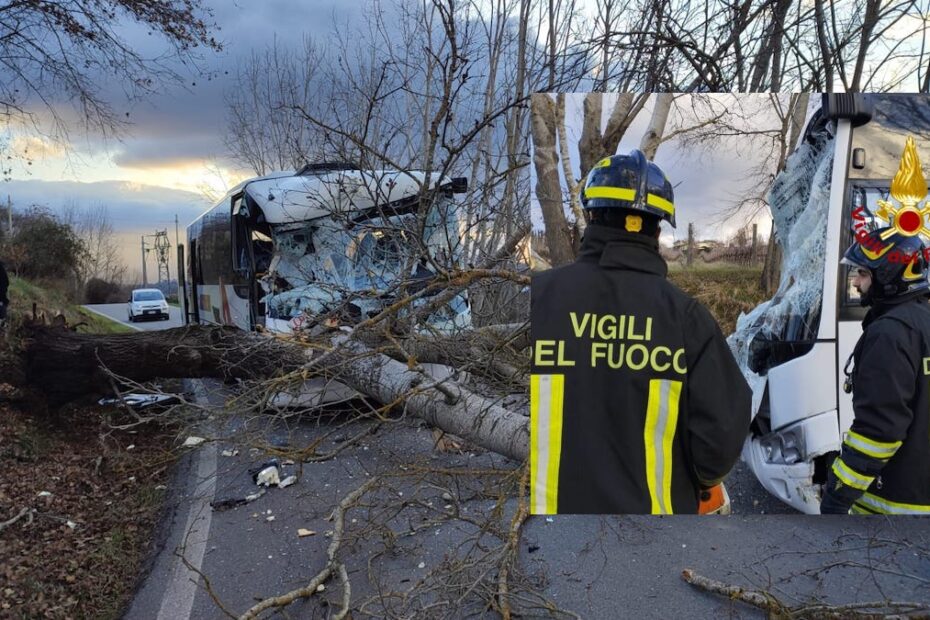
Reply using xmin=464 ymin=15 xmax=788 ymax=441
xmin=184 ymin=163 xmax=471 ymax=334
xmin=731 ymin=94 xmax=930 ymax=513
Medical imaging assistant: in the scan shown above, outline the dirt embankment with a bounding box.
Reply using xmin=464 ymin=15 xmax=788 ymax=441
xmin=0 ymin=403 xmax=178 ymax=618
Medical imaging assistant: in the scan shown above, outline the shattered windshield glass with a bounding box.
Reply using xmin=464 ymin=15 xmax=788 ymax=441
xmin=260 ymin=196 xmax=470 ymax=332
xmin=728 ymin=117 xmax=834 ymax=410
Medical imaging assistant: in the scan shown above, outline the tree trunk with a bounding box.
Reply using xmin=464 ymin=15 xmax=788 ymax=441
xmin=639 ymin=93 xmax=673 ymax=160
xmin=760 ymin=221 xmax=782 ymax=294
xmin=22 ymin=324 xmax=530 ymax=462
xmin=530 ymin=93 xmax=574 ymax=266
xmin=556 ymin=93 xmax=585 ymax=237
xmin=578 ymin=93 xmax=604 ymax=177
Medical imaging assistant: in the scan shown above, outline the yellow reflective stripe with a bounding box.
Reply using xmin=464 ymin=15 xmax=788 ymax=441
xmin=644 ymin=379 xmax=682 ymax=515
xmin=644 ymin=380 xmax=662 ymax=513
xmin=530 ymin=375 xmax=540 ymax=512
xmin=850 ymin=504 xmax=871 ymax=515
xmin=647 ymin=193 xmax=675 ymax=215
xmin=546 ymin=376 xmax=564 ymax=514
xmin=584 ymin=186 xmax=636 ymax=202
xmin=844 ymin=430 xmax=901 ymax=460
xmin=831 ymin=457 xmax=874 ymax=491
xmin=530 ymin=374 xmax=564 ymax=514
xmin=857 ymin=492 xmax=930 ymax=514
xmin=661 ymin=381 xmax=682 ymax=512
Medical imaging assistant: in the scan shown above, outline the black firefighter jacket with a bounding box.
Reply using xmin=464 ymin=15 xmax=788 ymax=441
xmin=530 ymin=225 xmax=752 ymax=514
xmin=823 ymin=296 xmax=930 ymax=515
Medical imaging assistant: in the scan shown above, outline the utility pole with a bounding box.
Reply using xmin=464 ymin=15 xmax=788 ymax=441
xmin=175 ymin=215 xmax=180 ymax=298
xmin=6 ymin=195 xmax=12 ymax=237
xmin=686 ymin=222 xmax=694 ymax=267
xmin=141 ymin=235 xmax=148 ymax=286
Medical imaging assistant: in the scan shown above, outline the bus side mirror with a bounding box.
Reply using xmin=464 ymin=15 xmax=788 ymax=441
xmin=451 ymin=177 xmax=468 ymax=193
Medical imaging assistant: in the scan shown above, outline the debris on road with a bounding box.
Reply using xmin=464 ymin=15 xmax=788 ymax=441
xmin=297 ymin=528 xmax=316 ymax=537
xmin=98 ymin=393 xmax=180 ymax=409
xmin=211 ymin=488 xmax=267 ymax=512
xmin=279 ymin=475 xmax=297 ymax=488
xmin=182 ymin=436 xmax=206 ymax=448
xmin=221 ymin=448 xmax=239 ymax=457
xmin=250 ymin=459 xmax=281 ymax=487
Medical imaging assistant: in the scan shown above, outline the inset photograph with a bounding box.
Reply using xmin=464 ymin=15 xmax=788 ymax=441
xmin=530 ymin=93 xmax=930 ymax=515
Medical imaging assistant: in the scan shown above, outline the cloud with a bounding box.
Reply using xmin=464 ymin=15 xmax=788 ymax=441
xmin=9 ymin=135 xmax=67 ymax=160
xmin=12 ymin=0 xmax=372 ymax=176
xmin=110 ymin=133 xmax=226 ymax=169
xmin=3 ymin=178 xmax=208 ymax=225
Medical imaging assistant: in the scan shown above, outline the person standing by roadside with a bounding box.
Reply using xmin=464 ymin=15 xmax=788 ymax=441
xmin=0 ymin=259 xmax=9 ymax=325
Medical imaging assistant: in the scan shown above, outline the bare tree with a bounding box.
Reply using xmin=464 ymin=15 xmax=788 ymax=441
xmin=61 ymin=202 xmax=127 ymax=287
xmin=573 ymin=0 xmax=925 ymax=92
xmin=224 ymin=38 xmax=325 ymax=176
xmin=0 ymin=0 xmax=221 ymax=155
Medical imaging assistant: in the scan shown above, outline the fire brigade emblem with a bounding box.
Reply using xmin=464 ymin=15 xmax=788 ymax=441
xmin=874 ymin=137 xmax=930 ymax=240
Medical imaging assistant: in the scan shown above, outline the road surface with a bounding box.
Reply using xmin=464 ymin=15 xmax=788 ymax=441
xmin=82 ymin=303 xmax=184 ymax=331
xmin=121 ymin=381 xmax=929 ymax=619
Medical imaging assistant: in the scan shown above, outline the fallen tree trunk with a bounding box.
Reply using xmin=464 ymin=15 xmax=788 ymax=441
xmin=23 ymin=324 xmax=529 ymax=461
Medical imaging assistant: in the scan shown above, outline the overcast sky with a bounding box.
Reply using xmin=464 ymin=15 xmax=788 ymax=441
xmin=3 ymin=0 xmax=365 ymax=280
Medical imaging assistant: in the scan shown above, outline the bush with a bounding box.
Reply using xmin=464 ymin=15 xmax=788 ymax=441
xmin=84 ymin=278 xmax=123 ymax=304
xmin=3 ymin=207 xmax=87 ymax=282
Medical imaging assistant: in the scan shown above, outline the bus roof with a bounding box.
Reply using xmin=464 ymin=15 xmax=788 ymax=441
xmin=188 ymin=168 xmax=456 ymax=228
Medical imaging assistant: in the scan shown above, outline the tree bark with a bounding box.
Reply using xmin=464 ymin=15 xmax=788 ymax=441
xmin=531 ymin=93 xmax=574 ymax=266
xmin=639 ymin=93 xmax=673 ymax=160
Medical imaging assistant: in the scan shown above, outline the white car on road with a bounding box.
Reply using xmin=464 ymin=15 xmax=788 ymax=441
xmin=128 ymin=288 xmax=170 ymax=322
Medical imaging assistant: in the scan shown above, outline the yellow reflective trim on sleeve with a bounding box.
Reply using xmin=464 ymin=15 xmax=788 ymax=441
xmin=584 ymin=186 xmax=636 ymax=202
xmin=831 ymin=457 xmax=875 ymax=491
xmin=530 ymin=374 xmax=564 ymax=515
xmin=644 ymin=379 xmax=682 ymax=515
xmin=646 ymin=193 xmax=675 ymax=215
xmin=856 ymin=492 xmax=930 ymax=515
xmin=850 ymin=503 xmax=871 ymax=515
xmin=844 ymin=430 xmax=902 ymax=460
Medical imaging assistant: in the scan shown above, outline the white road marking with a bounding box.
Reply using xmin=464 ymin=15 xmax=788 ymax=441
xmin=156 ymin=380 xmax=217 ymax=620
xmin=80 ymin=305 xmax=142 ymax=331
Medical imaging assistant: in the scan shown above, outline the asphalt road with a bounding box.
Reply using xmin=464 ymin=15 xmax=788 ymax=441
xmin=121 ymin=380 xmax=929 ymax=620
xmin=82 ymin=303 xmax=184 ymax=331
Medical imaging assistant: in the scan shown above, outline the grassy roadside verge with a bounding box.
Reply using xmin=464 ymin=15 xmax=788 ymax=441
xmin=8 ymin=277 xmax=134 ymax=333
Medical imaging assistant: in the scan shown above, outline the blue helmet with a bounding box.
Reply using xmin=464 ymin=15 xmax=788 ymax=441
xmin=842 ymin=227 xmax=930 ymax=303
xmin=581 ymin=150 xmax=676 ymax=228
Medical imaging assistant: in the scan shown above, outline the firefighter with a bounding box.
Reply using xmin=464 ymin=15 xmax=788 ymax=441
xmin=821 ymin=227 xmax=930 ymax=515
xmin=530 ymin=150 xmax=752 ymax=515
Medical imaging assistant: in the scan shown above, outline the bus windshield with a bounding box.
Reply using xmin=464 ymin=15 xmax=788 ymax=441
xmin=259 ymin=198 xmax=470 ymax=331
